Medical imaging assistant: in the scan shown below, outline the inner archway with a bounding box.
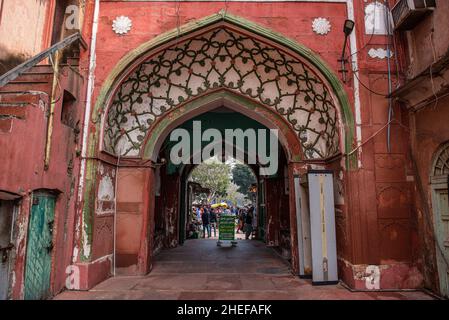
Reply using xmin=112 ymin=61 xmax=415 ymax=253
xmin=150 ymin=106 xmax=290 ymax=255
xmin=150 ymin=104 xmax=292 ymax=264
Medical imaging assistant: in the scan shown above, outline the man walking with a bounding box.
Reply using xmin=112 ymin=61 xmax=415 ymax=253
xmin=209 ymin=208 xmax=217 ymax=238
xmin=202 ymin=206 xmax=211 ymax=238
xmin=245 ymin=207 xmax=254 ymax=240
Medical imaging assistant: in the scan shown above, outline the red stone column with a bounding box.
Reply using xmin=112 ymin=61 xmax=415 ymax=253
xmin=138 ymin=166 xmax=155 ymax=274
xmin=116 ymin=166 xmax=154 ymax=275
xmin=162 ymin=173 xmax=180 ymax=248
xmin=265 ymin=178 xmax=281 ymax=247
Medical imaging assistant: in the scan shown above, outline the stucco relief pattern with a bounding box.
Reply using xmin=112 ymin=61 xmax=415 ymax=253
xmin=104 ymin=28 xmax=340 ymax=159
xmin=312 ymin=18 xmax=331 ymax=35
xmin=433 ymin=143 xmax=449 ymax=176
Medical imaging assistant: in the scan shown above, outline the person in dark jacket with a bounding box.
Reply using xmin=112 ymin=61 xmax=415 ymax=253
xmin=202 ymin=207 xmax=211 ymax=238
xmin=209 ymin=209 xmax=217 ymax=237
xmin=237 ymin=208 xmax=246 ymax=233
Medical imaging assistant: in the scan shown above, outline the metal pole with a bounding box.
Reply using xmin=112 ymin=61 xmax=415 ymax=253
xmin=113 ymin=150 xmax=121 ymax=277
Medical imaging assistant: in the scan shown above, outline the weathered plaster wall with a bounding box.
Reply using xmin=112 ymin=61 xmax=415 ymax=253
xmin=405 ymin=0 xmax=449 ymax=78
xmin=92 ymin=1 xmax=349 ymax=86
xmin=0 ymin=0 xmax=53 ymax=74
xmin=76 ymin=0 xmax=422 ymax=290
xmin=0 ymin=63 xmax=84 ymax=298
xmin=410 ymin=95 xmax=449 ymax=292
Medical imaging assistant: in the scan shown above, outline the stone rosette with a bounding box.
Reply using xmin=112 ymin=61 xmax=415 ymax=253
xmin=112 ymin=16 xmax=132 ymax=35
xmin=312 ymin=18 xmax=331 ymax=35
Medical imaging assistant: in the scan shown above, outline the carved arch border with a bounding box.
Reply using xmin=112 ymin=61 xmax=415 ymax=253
xmin=91 ymin=12 xmax=355 ymax=165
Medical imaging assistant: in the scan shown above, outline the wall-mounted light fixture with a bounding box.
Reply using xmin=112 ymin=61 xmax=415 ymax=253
xmin=338 ymin=19 xmax=355 ymax=83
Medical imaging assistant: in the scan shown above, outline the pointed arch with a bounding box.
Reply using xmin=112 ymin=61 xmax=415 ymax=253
xmin=91 ymin=12 xmax=355 ymax=165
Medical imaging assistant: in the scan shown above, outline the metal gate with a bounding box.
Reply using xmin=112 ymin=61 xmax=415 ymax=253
xmin=24 ymin=192 xmax=55 ymax=300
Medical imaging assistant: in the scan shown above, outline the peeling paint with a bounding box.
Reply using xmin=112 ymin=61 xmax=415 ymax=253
xmin=81 ymin=219 xmax=91 ymax=259
xmin=11 ymin=272 xmax=16 ymax=288
xmin=91 ymin=254 xmax=113 ymax=264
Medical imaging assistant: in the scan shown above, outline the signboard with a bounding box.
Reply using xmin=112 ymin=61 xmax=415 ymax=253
xmin=308 ymin=170 xmax=338 ymax=285
xmin=219 ymin=215 xmax=235 ymax=241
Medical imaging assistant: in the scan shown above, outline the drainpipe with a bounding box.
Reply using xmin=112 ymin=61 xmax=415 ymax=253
xmin=44 ymin=51 xmax=61 ymax=170
xmin=346 ymin=0 xmax=362 ymax=168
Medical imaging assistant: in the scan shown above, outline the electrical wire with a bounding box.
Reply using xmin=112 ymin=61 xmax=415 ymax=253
xmin=428 ymin=14 xmax=440 ymax=110
xmin=345 ymin=1 xmax=402 ymax=98
xmin=352 ymin=70 xmax=389 ymax=96
xmin=413 ymin=91 xmax=449 ymax=113
xmin=344 ymin=117 xmax=403 ymax=157
xmin=385 ymin=0 xmax=394 ymax=152
xmin=48 ymin=54 xmax=63 ymax=105
xmin=345 ymin=0 xmax=378 ymax=61
xmin=113 ymin=149 xmax=121 ymax=276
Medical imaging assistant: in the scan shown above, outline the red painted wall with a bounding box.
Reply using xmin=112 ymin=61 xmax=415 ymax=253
xmin=0 ymin=64 xmax=83 ymax=298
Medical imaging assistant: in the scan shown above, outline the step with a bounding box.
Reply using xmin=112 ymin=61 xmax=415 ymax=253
xmin=13 ymin=72 xmax=53 ymax=83
xmin=0 ymin=81 xmax=52 ymax=93
xmin=25 ymin=65 xmax=54 ymax=74
xmin=0 ymin=92 xmax=44 ymax=105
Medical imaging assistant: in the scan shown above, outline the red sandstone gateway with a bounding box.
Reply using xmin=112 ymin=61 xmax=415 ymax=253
xmin=0 ymin=0 xmax=447 ymax=301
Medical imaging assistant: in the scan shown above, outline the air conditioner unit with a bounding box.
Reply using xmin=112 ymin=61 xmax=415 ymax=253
xmin=391 ymin=0 xmax=436 ymax=31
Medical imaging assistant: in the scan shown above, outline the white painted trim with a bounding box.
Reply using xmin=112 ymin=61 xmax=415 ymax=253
xmin=74 ymin=0 xmax=100 ymax=261
xmin=78 ymin=0 xmax=100 ymax=203
xmin=346 ymin=0 xmax=362 ymax=168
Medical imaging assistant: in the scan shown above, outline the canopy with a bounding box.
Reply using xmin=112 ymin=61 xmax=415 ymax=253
xmin=211 ymin=202 xmax=228 ymax=208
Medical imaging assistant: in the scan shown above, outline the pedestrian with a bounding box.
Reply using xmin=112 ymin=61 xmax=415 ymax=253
xmin=196 ymin=206 xmax=201 ymax=221
xmin=202 ymin=206 xmax=211 ymax=238
xmin=237 ymin=208 xmax=246 ymax=233
xmin=209 ymin=208 xmax=217 ymax=238
xmin=245 ymin=207 xmax=254 ymax=240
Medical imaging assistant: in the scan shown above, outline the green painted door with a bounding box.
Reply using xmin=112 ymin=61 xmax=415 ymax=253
xmin=0 ymin=200 xmax=15 ymax=300
xmin=24 ymin=193 xmax=55 ymax=300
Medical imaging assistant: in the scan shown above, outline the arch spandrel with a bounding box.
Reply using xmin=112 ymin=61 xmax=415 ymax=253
xmin=96 ymin=13 xmax=354 ymax=164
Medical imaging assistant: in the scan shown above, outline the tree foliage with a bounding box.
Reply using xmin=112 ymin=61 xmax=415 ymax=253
xmin=190 ymin=160 xmax=231 ymax=202
xmin=226 ymin=182 xmax=249 ymax=207
xmin=232 ymin=164 xmax=257 ymax=197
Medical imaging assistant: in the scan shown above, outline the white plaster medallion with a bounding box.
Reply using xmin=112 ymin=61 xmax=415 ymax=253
xmin=365 ymin=2 xmax=391 ymax=35
xmin=112 ymin=16 xmax=132 ymax=35
xmin=312 ymin=18 xmax=331 ymax=35
xmin=368 ymin=48 xmax=393 ymax=59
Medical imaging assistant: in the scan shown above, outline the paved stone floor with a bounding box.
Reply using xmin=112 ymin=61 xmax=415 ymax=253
xmin=55 ymin=239 xmax=435 ymax=300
